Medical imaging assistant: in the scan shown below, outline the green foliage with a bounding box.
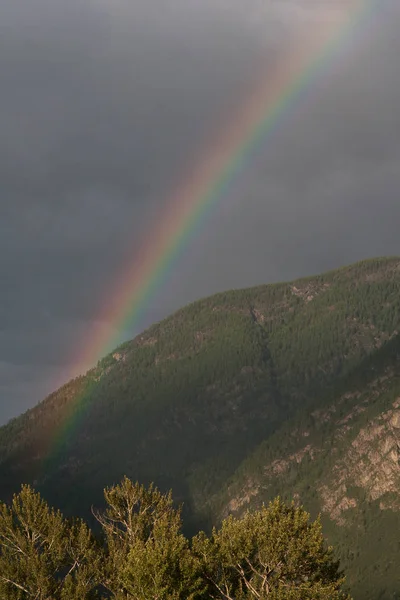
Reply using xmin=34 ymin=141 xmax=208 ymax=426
xmin=193 ymin=498 xmax=349 ymax=600
xmin=0 ymin=257 xmax=400 ymax=598
xmin=95 ymin=477 xmax=203 ymax=599
xmin=0 ymin=485 xmax=100 ymax=599
xmin=0 ymin=480 xmax=350 ymax=600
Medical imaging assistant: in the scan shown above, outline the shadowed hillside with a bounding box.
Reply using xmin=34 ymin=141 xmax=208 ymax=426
xmin=1 ymin=256 xmax=400 ymax=598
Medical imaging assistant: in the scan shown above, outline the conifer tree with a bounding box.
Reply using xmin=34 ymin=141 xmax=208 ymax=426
xmin=0 ymin=485 xmax=100 ymax=599
xmin=192 ymin=497 xmax=351 ymax=600
xmin=95 ymin=476 xmax=204 ymax=599
xmin=0 ymin=480 xmax=353 ymax=599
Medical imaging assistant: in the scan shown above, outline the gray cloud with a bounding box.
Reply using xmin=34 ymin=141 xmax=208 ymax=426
xmin=1 ymin=0 xmax=400 ymax=423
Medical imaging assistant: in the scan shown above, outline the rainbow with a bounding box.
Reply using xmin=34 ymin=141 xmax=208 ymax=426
xmin=47 ymin=0 xmax=374 ymax=460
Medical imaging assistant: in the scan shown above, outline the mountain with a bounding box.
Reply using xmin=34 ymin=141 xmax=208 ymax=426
xmin=1 ymin=256 xmax=400 ymax=598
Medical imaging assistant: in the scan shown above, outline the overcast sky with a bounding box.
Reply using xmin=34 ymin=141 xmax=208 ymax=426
xmin=1 ymin=0 xmax=399 ymax=424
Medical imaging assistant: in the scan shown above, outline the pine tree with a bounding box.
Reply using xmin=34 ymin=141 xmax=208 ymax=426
xmin=95 ymin=477 xmax=204 ymax=599
xmin=0 ymin=485 xmax=100 ymax=599
xmin=192 ymin=497 xmax=351 ymax=600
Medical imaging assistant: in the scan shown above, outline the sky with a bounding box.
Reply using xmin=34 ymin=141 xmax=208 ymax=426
xmin=1 ymin=0 xmax=400 ymax=424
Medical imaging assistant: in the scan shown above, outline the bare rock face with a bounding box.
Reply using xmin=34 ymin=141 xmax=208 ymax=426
xmin=221 ymin=393 xmax=400 ymax=527
xmin=290 ymin=281 xmax=331 ymax=303
xmin=319 ymin=398 xmax=400 ymax=523
xmin=225 ymin=478 xmax=260 ymax=515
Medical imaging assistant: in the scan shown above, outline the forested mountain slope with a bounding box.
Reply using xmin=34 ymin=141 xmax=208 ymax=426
xmin=1 ymin=256 xmax=400 ymax=598
xmin=209 ymin=331 xmax=400 ymax=599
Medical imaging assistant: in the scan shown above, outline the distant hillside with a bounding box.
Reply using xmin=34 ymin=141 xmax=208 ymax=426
xmin=1 ymin=256 xmax=400 ymax=599
xmin=209 ymin=332 xmax=400 ymax=599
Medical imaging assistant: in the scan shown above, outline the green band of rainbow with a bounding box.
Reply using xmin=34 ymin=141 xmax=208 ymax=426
xmin=45 ymin=0 xmax=375 ymax=465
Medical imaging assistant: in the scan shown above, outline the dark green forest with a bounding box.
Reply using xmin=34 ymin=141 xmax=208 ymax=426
xmin=0 ymin=257 xmax=400 ymax=599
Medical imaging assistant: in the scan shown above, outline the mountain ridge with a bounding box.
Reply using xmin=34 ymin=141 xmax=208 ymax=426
xmin=1 ymin=256 xmax=400 ymax=598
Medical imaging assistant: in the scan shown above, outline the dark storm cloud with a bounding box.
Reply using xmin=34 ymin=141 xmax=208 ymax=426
xmin=1 ymin=0 xmax=400 ymax=423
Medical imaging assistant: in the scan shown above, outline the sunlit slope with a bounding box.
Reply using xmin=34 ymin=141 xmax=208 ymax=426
xmin=209 ymin=330 xmax=400 ymax=599
xmin=0 ymin=257 xmax=399 ymax=599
